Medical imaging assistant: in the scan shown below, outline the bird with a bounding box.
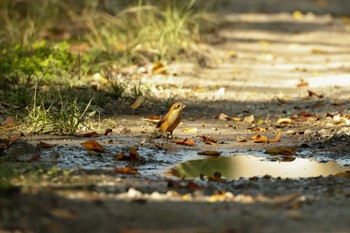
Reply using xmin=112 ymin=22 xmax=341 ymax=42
xmin=157 ymin=102 xmax=186 ymax=138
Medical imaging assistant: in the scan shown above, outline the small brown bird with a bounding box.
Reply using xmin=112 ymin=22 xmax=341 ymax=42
xmin=157 ymin=102 xmax=186 ymax=138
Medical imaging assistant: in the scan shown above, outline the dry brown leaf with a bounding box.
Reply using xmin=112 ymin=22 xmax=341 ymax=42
xmin=248 ymin=127 xmax=268 ymax=132
xmin=114 ymin=167 xmax=139 ymax=175
xmin=199 ymin=135 xmax=217 ymax=145
xmin=130 ymin=96 xmax=145 ymax=110
xmin=197 ymin=150 xmax=221 ymax=156
xmin=251 ymin=134 xmax=268 ymax=143
xmin=307 ymin=90 xmax=323 ymax=99
xmin=237 ymin=137 xmax=248 ymax=142
xmin=174 ymin=138 xmax=195 ymax=146
xmin=208 ymin=171 xmax=224 ymax=182
xmin=104 ymin=128 xmax=112 ymax=136
xmin=29 ymin=154 xmax=41 ymax=162
xmin=332 ymin=102 xmax=345 ymax=106
xmin=78 ymin=131 xmax=100 ymax=137
xmin=277 ymin=118 xmax=292 ymax=124
xmin=265 ymin=148 xmax=296 ymax=155
xmin=51 ymin=209 xmax=77 ymax=219
xmin=269 ymin=130 xmax=282 ymax=142
xmin=1 ymin=116 xmax=16 ymax=127
xmin=115 ymin=152 xmax=125 ymax=160
xmin=152 ymin=62 xmax=167 ymax=74
xmin=129 ymin=147 xmax=140 ymax=160
xmin=80 ymin=140 xmax=105 ymax=152
xmin=296 ymin=79 xmax=309 ymax=87
xmin=186 ymin=181 xmax=202 ymax=191
xmin=37 ymin=141 xmax=58 ymax=149
xmin=7 ymin=134 xmax=22 ymax=147
xmin=297 ymin=111 xmax=315 ymax=117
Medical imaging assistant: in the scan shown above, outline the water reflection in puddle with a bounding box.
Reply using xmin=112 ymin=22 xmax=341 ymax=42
xmin=175 ymin=155 xmax=349 ymax=179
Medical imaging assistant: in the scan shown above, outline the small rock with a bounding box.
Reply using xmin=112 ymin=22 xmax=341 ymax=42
xmin=127 ymin=188 xmax=142 ymax=198
xmin=304 ymin=129 xmax=313 ymax=135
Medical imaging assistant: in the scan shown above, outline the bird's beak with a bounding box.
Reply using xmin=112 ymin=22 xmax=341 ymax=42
xmin=182 ymin=105 xmax=186 ymax=109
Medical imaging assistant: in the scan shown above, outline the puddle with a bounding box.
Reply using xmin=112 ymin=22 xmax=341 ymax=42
xmin=175 ymin=155 xmax=349 ymax=179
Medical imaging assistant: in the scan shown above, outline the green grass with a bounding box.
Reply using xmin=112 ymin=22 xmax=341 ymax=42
xmin=0 ymin=0 xmax=217 ymax=135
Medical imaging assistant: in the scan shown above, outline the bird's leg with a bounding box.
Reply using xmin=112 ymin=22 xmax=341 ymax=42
xmin=167 ymin=132 xmax=173 ymax=139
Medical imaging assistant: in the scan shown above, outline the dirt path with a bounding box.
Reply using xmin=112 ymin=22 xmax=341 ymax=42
xmin=2 ymin=1 xmax=350 ymax=232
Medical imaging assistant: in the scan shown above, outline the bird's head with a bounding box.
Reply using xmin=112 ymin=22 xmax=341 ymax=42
xmin=170 ymin=102 xmax=186 ymax=112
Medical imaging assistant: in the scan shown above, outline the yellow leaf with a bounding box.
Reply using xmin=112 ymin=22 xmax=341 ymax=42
xmin=152 ymin=62 xmax=167 ymax=74
xmin=277 ymin=118 xmax=292 ymax=124
xmin=181 ymin=128 xmax=198 ymax=134
xmin=269 ymin=130 xmax=282 ymax=142
xmin=130 ymin=96 xmax=145 ymax=110
xmin=293 ymin=11 xmax=303 ymax=20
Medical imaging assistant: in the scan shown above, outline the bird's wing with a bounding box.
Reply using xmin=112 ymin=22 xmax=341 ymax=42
xmin=156 ymin=112 xmax=169 ymax=128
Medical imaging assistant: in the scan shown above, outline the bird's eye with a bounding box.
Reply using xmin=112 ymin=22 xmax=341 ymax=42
xmin=177 ymin=104 xmax=180 ymax=108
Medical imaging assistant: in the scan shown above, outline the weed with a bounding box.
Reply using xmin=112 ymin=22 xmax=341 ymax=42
xmin=131 ymin=80 xmax=144 ymax=97
xmin=104 ymin=70 xmax=126 ymax=99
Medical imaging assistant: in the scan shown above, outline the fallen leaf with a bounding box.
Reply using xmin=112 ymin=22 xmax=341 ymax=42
xmin=114 ymin=167 xmax=139 ymax=175
xmin=277 ymin=118 xmax=292 ymax=124
xmin=232 ymin=117 xmax=241 ymax=122
xmin=334 ymin=171 xmax=350 ymax=178
xmin=332 ymin=102 xmax=345 ymax=106
xmin=186 ymin=181 xmax=202 ymax=191
xmin=181 ymin=128 xmax=198 ymax=134
xmin=130 ymin=96 xmax=145 ymax=110
xmin=1 ymin=116 xmax=16 ymax=127
xmin=227 ymin=50 xmax=237 ymax=58
xmin=297 ymin=111 xmax=315 ymax=117
xmin=115 ymin=152 xmax=125 ymax=160
xmin=293 ymin=10 xmax=303 ymax=20
xmin=37 ymin=141 xmax=58 ymax=149
xmin=199 ymin=135 xmax=217 ymax=145
xmin=51 ymin=209 xmax=77 ymax=219
xmin=208 ymin=171 xmax=224 ymax=182
xmin=244 ymin=115 xmax=255 ymax=123
xmin=237 ymin=137 xmax=248 ymax=142
xmin=217 ymin=113 xmax=230 ymax=121
xmin=251 ymin=134 xmax=268 ymax=143
xmin=269 ymin=130 xmax=282 ymax=142
xmin=296 ymin=79 xmax=309 ymax=87
xmin=265 ymin=148 xmax=296 ymax=155
xmin=29 ymin=154 xmax=41 ymax=162
xmin=104 ymin=128 xmax=112 ymax=136
xmin=259 ymin=40 xmax=270 ymax=46
xmin=129 ymin=147 xmax=140 ymax=160
xmin=311 ymin=48 xmax=328 ymax=54
xmin=7 ymin=134 xmax=21 ymax=147
xmin=248 ymin=127 xmax=268 ymax=132
xmin=307 ymin=90 xmax=323 ymax=99
xmin=197 ymin=150 xmax=221 ymax=156
xmin=152 ymin=62 xmax=167 ymax=74
xmin=78 ymin=131 xmax=100 ymax=137
xmin=174 ymin=138 xmax=195 ymax=146
xmin=80 ymin=140 xmax=105 ymax=152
